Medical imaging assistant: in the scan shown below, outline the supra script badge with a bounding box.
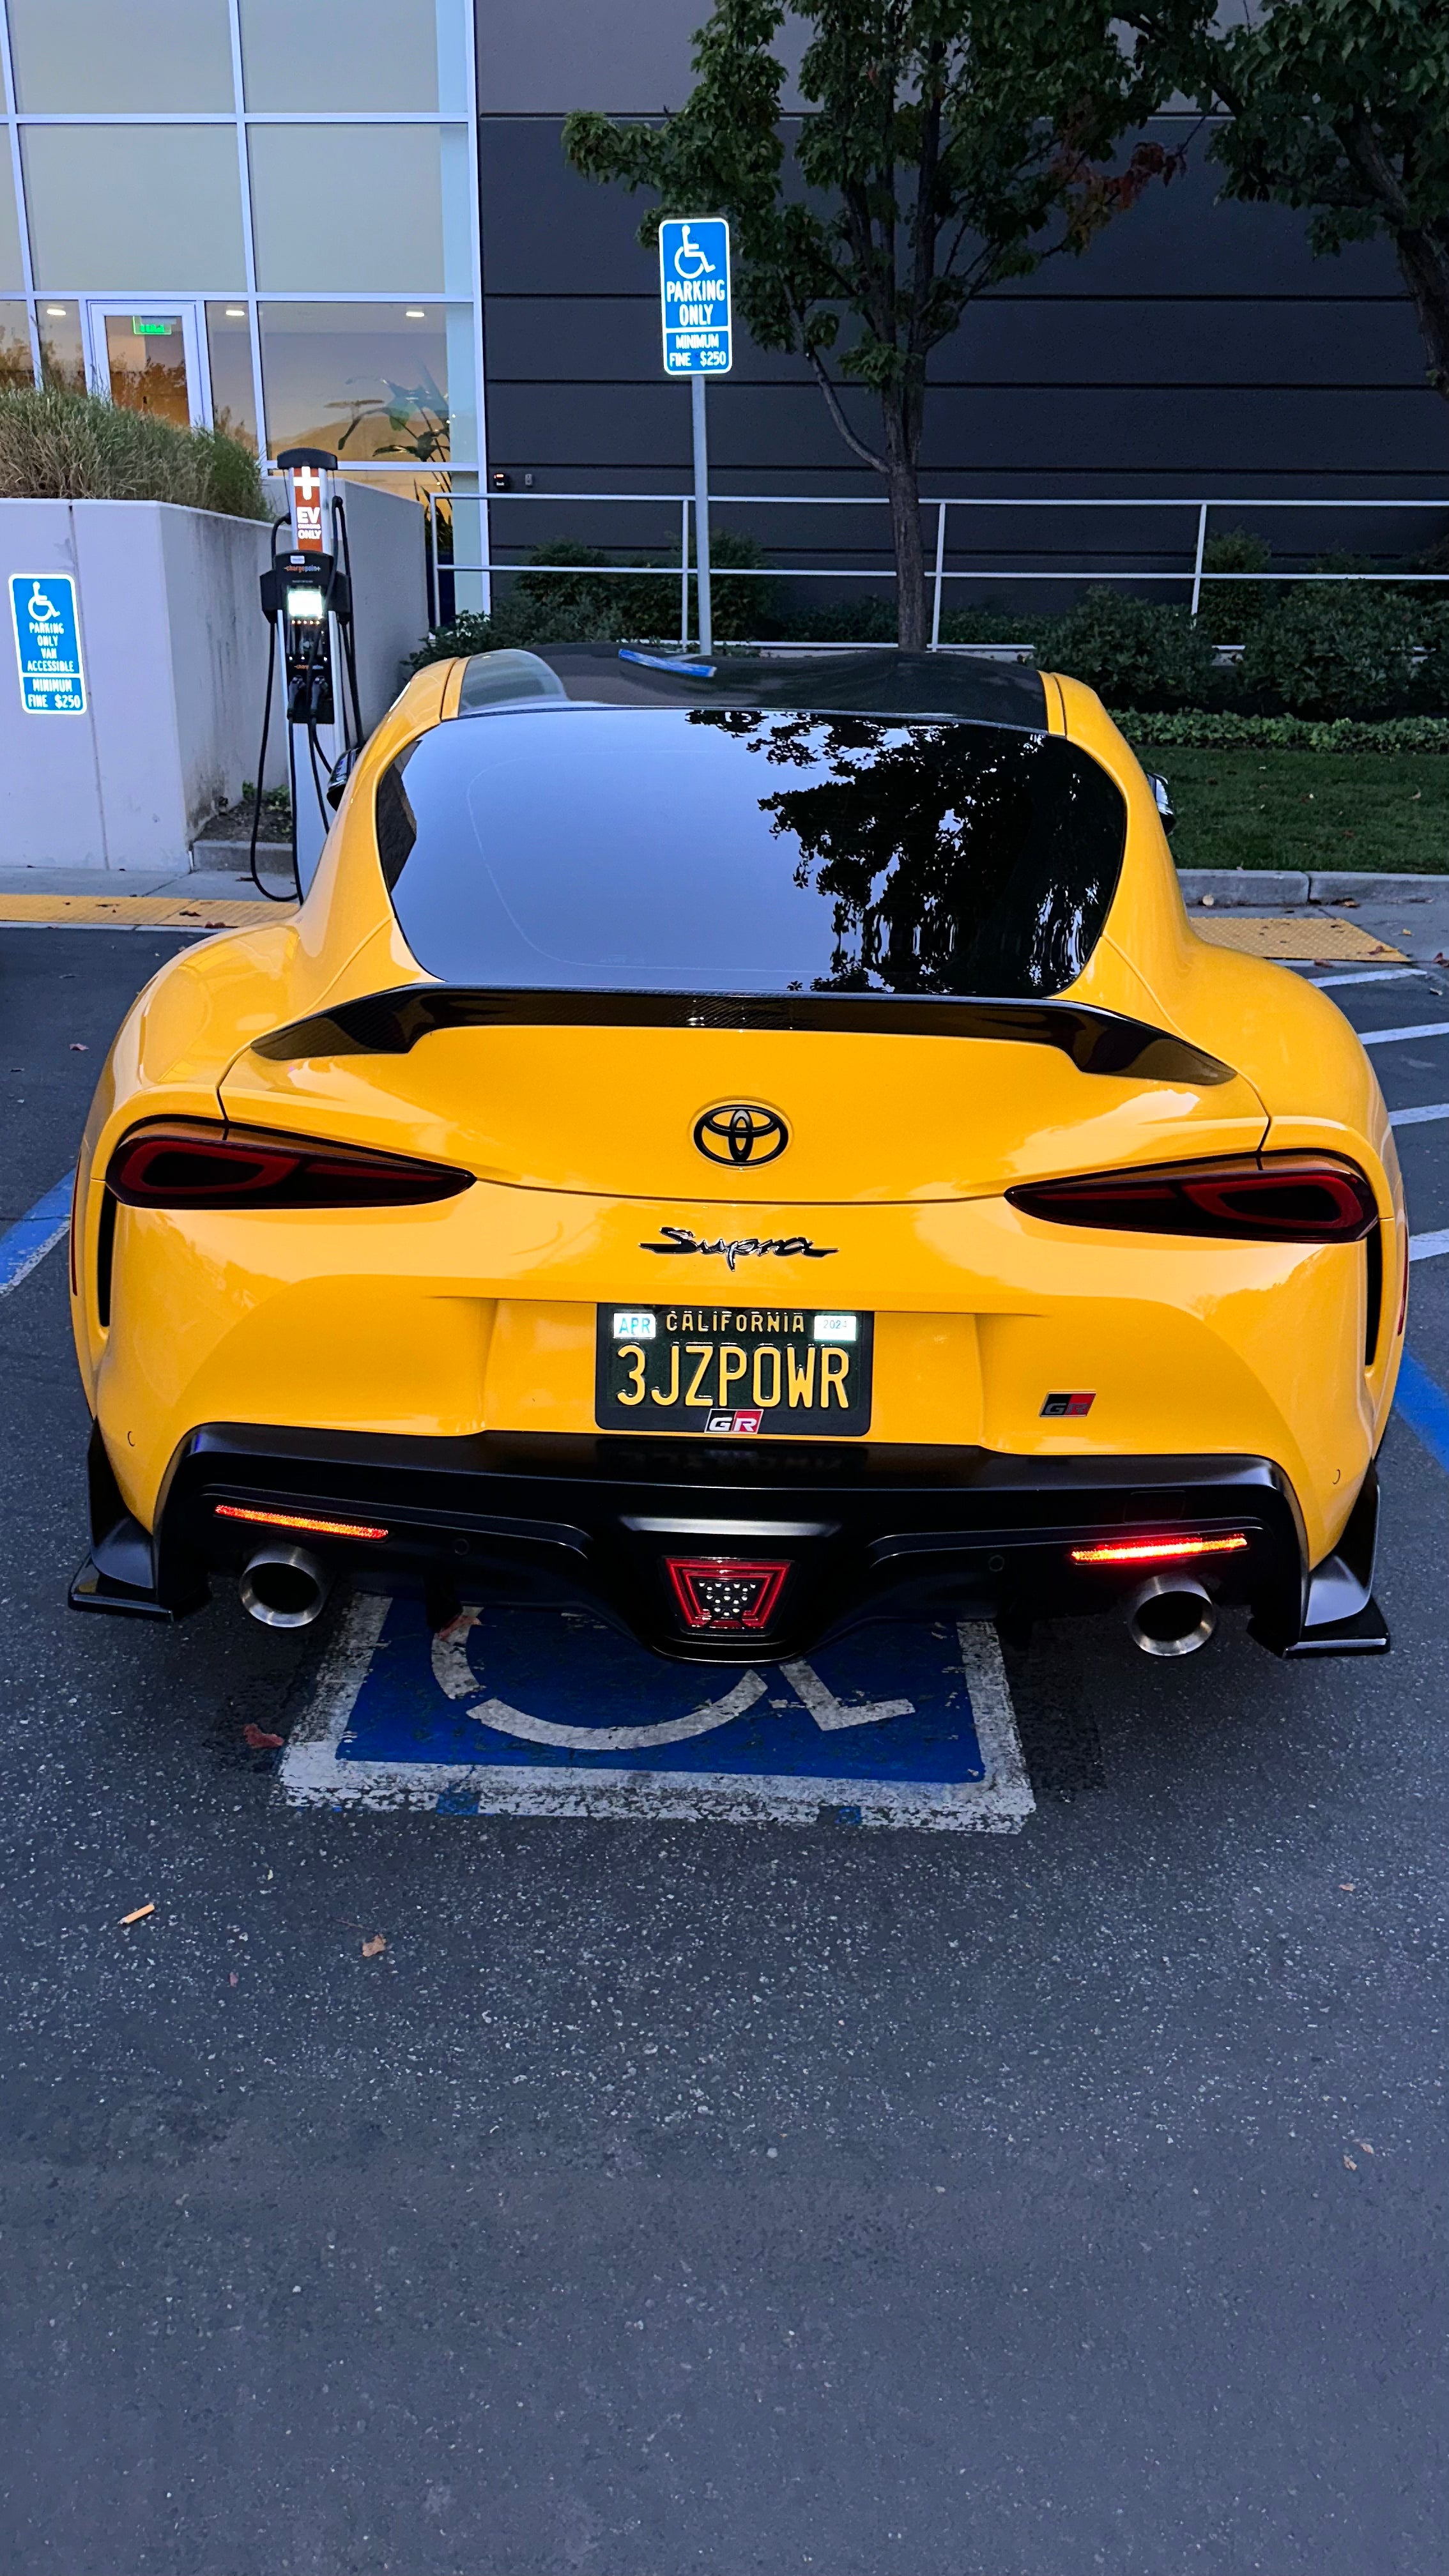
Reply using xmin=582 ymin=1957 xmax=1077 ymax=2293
xmin=641 ymin=1223 xmax=836 ymax=1271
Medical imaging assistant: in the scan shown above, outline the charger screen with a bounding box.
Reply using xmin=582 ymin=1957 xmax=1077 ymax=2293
xmin=286 ymin=586 xmax=325 ymax=622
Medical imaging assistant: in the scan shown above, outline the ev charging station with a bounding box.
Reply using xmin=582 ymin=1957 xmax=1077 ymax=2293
xmin=259 ymin=447 xmax=363 ymax=896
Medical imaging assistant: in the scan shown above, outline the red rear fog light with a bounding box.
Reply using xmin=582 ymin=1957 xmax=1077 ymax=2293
xmin=1070 ymin=1532 xmax=1248 ymax=1567
xmin=665 ymin=1558 xmax=791 ymax=1634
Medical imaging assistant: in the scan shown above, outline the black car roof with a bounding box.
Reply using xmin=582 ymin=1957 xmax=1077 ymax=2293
xmin=455 ymin=643 xmax=1047 ymax=732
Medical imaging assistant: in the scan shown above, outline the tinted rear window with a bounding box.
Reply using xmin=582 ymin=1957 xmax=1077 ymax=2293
xmin=374 ymin=707 xmax=1127 ymax=999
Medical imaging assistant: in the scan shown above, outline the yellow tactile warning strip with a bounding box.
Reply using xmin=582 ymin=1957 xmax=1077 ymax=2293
xmin=1195 ymin=914 xmax=1406 ymax=963
xmin=0 ymin=894 xmax=296 ymax=928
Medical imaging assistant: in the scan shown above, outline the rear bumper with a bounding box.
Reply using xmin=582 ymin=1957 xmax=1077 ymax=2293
xmin=71 ymin=1419 xmax=1387 ymax=1661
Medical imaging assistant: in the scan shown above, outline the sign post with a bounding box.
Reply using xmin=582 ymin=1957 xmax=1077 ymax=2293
xmin=658 ymin=217 xmax=732 ymax=654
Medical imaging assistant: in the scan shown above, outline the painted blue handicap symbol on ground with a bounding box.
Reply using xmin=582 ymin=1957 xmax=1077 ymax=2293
xmin=10 ymin=571 xmax=86 ymax=714
xmin=281 ymin=1596 xmax=1033 ymax=1830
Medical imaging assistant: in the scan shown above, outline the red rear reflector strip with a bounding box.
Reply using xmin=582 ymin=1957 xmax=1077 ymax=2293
xmin=1070 ymin=1533 xmax=1249 ymax=1567
xmin=665 ymin=1557 xmax=790 ymax=1634
xmin=215 ymin=1503 xmax=388 ymax=1542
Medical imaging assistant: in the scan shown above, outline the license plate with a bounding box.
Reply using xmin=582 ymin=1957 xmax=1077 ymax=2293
xmin=595 ymin=1303 xmax=873 ymax=1436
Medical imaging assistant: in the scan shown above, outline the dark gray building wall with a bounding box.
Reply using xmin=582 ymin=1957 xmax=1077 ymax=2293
xmin=474 ymin=12 xmax=1446 ymax=610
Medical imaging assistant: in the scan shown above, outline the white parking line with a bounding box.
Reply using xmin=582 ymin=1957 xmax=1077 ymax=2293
xmin=1360 ymin=1022 xmax=1449 ymax=1050
xmin=1409 ymin=1229 xmax=1449 ymax=1265
xmin=1307 ymin=967 xmax=1429 ymax=990
xmin=1390 ymin=1102 xmax=1449 ymax=1128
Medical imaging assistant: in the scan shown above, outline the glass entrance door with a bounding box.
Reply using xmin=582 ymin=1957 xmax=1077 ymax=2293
xmin=84 ymin=302 xmax=210 ymax=429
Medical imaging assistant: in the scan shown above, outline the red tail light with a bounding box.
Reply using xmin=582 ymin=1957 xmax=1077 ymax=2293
xmin=105 ymin=1119 xmax=471 ymax=1210
xmin=1008 ymin=1153 xmax=1376 ymax=1245
xmin=666 ymin=1558 xmax=791 ymax=1634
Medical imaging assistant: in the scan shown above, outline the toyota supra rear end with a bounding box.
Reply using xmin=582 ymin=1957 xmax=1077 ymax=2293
xmin=69 ymin=644 xmax=1402 ymax=1662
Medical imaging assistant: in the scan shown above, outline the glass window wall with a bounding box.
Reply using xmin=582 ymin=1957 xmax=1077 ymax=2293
xmin=0 ymin=145 xmax=20 ymax=291
xmin=248 ymin=125 xmax=470 ymax=296
xmin=258 ymin=302 xmax=473 ymax=466
xmin=205 ymin=302 xmax=258 ymax=452
xmin=6 ymin=0 xmax=234 ymax=113
xmin=22 ymin=126 xmax=245 ymax=290
xmin=240 ymin=0 xmax=466 ymax=114
xmin=0 ymin=0 xmax=483 ymax=540
xmin=37 ymin=299 xmax=84 ymax=392
xmin=0 ymin=299 xmax=31 ymax=387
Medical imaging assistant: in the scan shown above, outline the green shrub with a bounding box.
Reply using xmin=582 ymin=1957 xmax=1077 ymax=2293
xmin=786 ymin=594 xmax=898 ymax=643
xmin=494 ymin=530 xmax=776 ymax=643
xmin=408 ymin=609 xmax=496 ymax=671
xmin=1119 ymin=708 xmax=1449 ymax=755
xmin=1239 ymin=582 xmax=1423 ymax=717
xmin=939 ymin=602 xmax=1037 ymax=646
xmin=1040 ymin=587 xmax=1217 ymax=709
xmin=1196 ymin=526 xmax=1272 ymax=647
xmin=410 ymin=532 xmax=779 ymax=664
xmin=0 ymin=385 xmax=267 ymax=517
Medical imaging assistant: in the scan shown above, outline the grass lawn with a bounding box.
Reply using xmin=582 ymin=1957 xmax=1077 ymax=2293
xmin=1130 ymin=747 xmax=1449 ymax=875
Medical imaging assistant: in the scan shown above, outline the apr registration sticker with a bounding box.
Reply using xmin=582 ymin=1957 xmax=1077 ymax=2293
xmin=595 ymin=1305 xmax=873 ymax=1436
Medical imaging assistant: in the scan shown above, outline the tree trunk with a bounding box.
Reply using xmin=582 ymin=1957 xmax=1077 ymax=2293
xmin=883 ymin=398 xmax=927 ymax=650
xmin=1393 ymin=221 xmax=1449 ymax=406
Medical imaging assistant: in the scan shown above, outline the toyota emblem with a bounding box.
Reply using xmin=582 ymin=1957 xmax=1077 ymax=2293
xmin=693 ymin=1102 xmax=788 ymax=1168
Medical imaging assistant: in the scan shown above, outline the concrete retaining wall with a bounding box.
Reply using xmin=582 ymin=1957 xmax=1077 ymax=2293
xmin=0 ymin=496 xmax=285 ymax=870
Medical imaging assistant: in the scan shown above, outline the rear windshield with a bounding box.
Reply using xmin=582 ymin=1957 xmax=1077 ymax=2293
xmin=374 ymin=706 xmax=1126 ymax=999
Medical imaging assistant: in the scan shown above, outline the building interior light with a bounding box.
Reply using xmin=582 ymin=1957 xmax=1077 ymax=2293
xmin=224 ymin=306 xmax=245 ymax=318
xmin=45 ymin=305 xmax=67 ymax=316
xmin=405 ymin=308 xmax=425 ymax=319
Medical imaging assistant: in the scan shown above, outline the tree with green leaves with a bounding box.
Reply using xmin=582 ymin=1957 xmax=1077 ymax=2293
xmin=564 ymin=1 xmax=1183 ymax=648
xmin=1133 ymin=1 xmax=1449 ymax=410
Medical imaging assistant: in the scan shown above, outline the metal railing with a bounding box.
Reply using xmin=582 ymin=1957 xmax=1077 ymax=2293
xmin=425 ymin=489 xmax=1449 ymax=645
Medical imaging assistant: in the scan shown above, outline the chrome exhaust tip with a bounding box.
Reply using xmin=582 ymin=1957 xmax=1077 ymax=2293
xmin=1125 ymin=1572 xmax=1217 ymax=1659
xmin=239 ymin=1544 xmax=330 ymax=1630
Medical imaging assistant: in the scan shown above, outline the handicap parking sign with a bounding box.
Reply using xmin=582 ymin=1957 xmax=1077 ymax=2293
xmin=282 ymin=1595 xmax=1033 ymax=1832
xmin=10 ymin=571 xmax=86 ymax=714
xmin=659 ymin=217 xmax=732 ymax=376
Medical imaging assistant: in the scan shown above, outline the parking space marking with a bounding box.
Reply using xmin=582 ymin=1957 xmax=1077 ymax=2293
xmin=1306 ymin=967 xmax=1429 ymax=991
xmin=279 ymin=1594 xmax=1034 ymax=1832
xmin=1360 ymin=1021 xmax=1449 ymax=1050
xmin=1390 ymin=1101 xmax=1449 ymax=1128
xmin=1395 ymin=1352 xmax=1449 ymax=1477
xmin=1409 ymin=1228 xmax=1449 ymax=1264
xmin=0 ymin=1170 xmax=73 ymax=1297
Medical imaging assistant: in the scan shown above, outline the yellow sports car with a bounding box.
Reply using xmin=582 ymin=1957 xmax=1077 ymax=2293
xmin=70 ymin=645 xmax=1402 ymax=1664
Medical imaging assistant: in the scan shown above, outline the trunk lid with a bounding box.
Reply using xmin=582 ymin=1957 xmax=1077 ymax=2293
xmin=220 ymin=1003 xmax=1269 ymax=1203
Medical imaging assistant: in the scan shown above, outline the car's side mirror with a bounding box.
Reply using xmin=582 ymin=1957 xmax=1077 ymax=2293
xmin=326 ymin=745 xmax=358 ymax=811
xmin=1148 ymin=771 xmax=1176 ymax=836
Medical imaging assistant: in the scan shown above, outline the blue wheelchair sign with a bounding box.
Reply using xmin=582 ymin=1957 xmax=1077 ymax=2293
xmin=281 ymin=1595 xmax=1033 ymax=1832
xmin=10 ymin=571 xmax=86 ymax=714
xmin=659 ymin=217 xmax=732 ymax=376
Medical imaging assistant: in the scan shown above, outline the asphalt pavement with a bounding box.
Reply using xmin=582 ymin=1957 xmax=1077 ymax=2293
xmin=1 ymin=928 xmax=1446 ymax=2576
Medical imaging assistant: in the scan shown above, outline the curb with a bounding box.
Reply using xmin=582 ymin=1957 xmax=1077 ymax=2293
xmin=188 ymin=838 xmax=292 ymax=873
xmin=1176 ymin=868 xmax=1448 ymax=908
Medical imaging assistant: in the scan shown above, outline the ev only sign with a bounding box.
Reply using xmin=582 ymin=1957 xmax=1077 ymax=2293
xmin=10 ymin=572 xmax=86 ymax=714
xmin=658 ymin=217 xmax=732 ymax=376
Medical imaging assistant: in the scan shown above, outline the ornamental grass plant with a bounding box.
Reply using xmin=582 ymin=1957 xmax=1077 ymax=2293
xmin=0 ymin=385 xmax=268 ymax=518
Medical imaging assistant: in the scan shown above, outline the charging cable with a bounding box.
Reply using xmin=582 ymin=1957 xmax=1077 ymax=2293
xmin=249 ymin=519 xmax=296 ymax=903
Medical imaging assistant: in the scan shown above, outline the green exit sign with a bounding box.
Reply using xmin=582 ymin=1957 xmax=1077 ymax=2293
xmin=131 ymin=318 xmax=172 ymax=336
